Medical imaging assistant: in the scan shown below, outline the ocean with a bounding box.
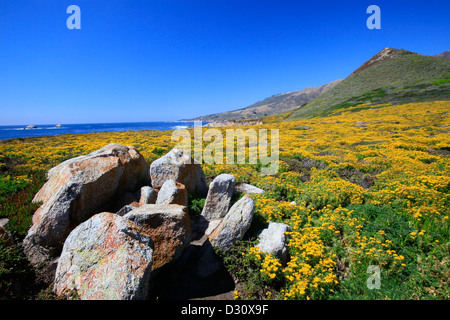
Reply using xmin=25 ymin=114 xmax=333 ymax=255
xmin=0 ymin=122 xmax=196 ymax=140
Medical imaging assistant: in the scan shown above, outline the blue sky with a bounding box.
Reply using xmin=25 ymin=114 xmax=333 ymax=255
xmin=0 ymin=0 xmax=449 ymax=125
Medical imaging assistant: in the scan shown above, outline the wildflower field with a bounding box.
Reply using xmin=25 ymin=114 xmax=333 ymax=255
xmin=1 ymin=100 xmax=449 ymax=299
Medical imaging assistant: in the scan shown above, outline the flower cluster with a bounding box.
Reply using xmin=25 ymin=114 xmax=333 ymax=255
xmin=260 ymin=253 xmax=282 ymax=280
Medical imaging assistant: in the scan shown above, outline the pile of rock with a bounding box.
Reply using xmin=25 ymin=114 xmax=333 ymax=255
xmin=22 ymin=144 xmax=290 ymax=300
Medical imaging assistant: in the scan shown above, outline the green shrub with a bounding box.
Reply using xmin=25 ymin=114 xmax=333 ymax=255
xmin=151 ymin=147 xmax=169 ymax=157
xmin=432 ymin=77 xmax=450 ymax=85
xmin=0 ymin=170 xmax=46 ymax=235
xmin=0 ymin=237 xmax=36 ymax=299
xmin=187 ymin=193 xmax=205 ymax=216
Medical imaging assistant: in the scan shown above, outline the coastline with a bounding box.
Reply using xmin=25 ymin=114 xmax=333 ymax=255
xmin=0 ymin=121 xmax=196 ymax=141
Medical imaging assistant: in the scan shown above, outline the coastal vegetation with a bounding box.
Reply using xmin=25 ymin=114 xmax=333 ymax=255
xmin=1 ymin=100 xmax=449 ymax=299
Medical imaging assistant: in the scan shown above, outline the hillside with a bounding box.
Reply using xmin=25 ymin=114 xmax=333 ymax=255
xmin=435 ymin=50 xmax=450 ymax=60
xmin=287 ymin=48 xmax=450 ymax=120
xmin=187 ymin=79 xmax=342 ymax=121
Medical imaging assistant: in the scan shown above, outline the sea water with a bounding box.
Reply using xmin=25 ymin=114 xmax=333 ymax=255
xmin=0 ymin=122 xmax=195 ymax=140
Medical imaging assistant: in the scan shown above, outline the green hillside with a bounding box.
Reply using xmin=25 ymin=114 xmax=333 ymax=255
xmin=287 ymin=48 xmax=450 ymax=120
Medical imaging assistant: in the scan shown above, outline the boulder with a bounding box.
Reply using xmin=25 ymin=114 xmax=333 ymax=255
xmin=201 ymin=174 xmax=236 ymax=220
xmin=150 ymin=148 xmax=208 ymax=196
xmin=208 ymin=195 xmax=255 ymax=252
xmin=124 ymin=204 xmax=191 ymax=271
xmin=257 ymin=221 xmax=292 ymax=265
xmin=54 ymin=212 xmax=154 ymax=300
xmin=235 ymin=183 xmax=265 ymax=195
xmin=136 ymin=186 xmax=158 ymax=205
xmin=155 ymin=180 xmax=188 ymax=207
xmin=0 ymin=218 xmax=9 ymax=229
xmin=24 ymin=143 xmax=151 ymax=266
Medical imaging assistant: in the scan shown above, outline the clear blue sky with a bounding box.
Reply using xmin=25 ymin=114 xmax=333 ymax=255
xmin=0 ymin=0 xmax=449 ymax=125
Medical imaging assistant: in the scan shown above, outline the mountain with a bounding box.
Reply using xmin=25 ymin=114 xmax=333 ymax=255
xmin=434 ymin=50 xmax=450 ymax=60
xmin=287 ymin=48 xmax=450 ymax=120
xmin=186 ymin=79 xmax=343 ymax=121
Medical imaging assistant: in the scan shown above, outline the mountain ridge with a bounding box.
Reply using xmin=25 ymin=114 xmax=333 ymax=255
xmin=286 ymin=48 xmax=450 ymax=120
xmin=185 ymin=79 xmax=343 ymax=121
xmin=434 ymin=50 xmax=450 ymax=60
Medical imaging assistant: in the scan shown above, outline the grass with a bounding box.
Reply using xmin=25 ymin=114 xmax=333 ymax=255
xmin=432 ymin=77 xmax=450 ymax=85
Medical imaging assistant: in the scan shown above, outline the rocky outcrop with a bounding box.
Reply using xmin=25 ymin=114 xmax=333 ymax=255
xmin=54 ymin=212 xmax=154 ymax=300
xmin=23 ymin=143 xmax=150 ymax=267
xmin=124 ymin=204 xmax=191 ymax=271
xmin=24 ymin=145 xmax=265 ymax=300
xmin=150 ymin=148 xmax=208 ymax=196
xmin=208 ymin=195 xmax=255 ymax=252
xmin=201 ymin=174 xmax=236 ymax=220
xmin=257 ymin=221 xmax=292 ymax=265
